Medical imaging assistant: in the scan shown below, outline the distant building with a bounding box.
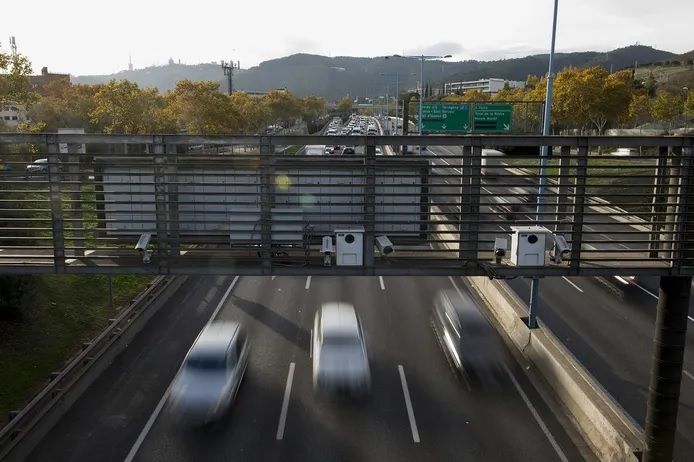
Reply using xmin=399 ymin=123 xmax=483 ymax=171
xmin=29 ymin=67 xmax=70 ymax=95
xmin=245 ymin=88 xmax=288 ymax=98
xmin=0 ymin=102 xmax=27 ymax=128
xmin=444 ymin=78 xmax=525 ymax=95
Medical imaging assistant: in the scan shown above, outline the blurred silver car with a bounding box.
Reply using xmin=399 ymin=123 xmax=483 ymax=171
xmin=169 ymin=321 xmax=250 ymax=425
xmin=26 ymin=158 xmax=48 ymax=174
xmin=312 ymin=302 xmax=370 ymax=396
xmin=431 ymin=289 xmax=503 ymax=384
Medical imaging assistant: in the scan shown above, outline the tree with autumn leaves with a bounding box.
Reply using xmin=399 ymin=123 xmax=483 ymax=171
xmin=438 ymin=65 xmax=691 ymax=133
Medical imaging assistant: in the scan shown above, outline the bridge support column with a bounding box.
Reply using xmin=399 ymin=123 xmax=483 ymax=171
xmin=643 ymin=275 xmax=692 ymax=462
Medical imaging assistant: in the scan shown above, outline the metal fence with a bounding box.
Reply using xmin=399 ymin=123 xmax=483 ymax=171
xmin=0 ymin=133 xmax=692 ymax=277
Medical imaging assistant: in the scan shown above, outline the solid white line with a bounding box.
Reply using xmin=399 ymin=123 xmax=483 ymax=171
xmin=379 ymin=276 xmax=385 ymax=291
xmin=631 ymin=282 xmax=658 ymax=300
xmin=124 ymin=275 xmax=240 ymax=462
xmin=398 ymin=365 xmax=420 ymax=443
xmin=689 ymin=316 xmax=694 ymax=324
xmin=276 ymin=362 xmax=296 ymax=440
xmin=305 ymin=276 xmax=311 ymax=290
xmin=684 ymin=370 xmax=694 ymax=382
xmin=502 ymin=363 xmax=568 ymax=462
xmin=561 ymin=276 xmax=584 ymax=293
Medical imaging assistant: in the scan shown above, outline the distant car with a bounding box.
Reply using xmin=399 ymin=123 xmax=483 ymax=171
xmin=169 ymin=321 xmax=250 ymax=425
xmin=431 ymin=289 xmax=502 ymax=383
xmin=342 ymin=146 xmax=356 ymax=155
xmin=312 ymin=302 xmax=370 ymax=396
xmin=375 ymin=147 xmax=382 ymax=155
xmin=325 ymin=145 xmax=334 ymax=154
xmin=26 ymin=158 xmax=49 ymax=174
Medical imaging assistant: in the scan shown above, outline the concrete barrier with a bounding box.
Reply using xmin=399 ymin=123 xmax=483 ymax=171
xmin=467 ymin=276 xmax=643 ymax=462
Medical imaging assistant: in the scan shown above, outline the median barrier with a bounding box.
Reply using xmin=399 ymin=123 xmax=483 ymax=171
xmin=466 ymin=276 xmax=643 ymax=462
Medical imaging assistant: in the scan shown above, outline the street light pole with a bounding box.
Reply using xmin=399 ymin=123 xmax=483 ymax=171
xmin=528 ymin=0 xmax=559 ymax=330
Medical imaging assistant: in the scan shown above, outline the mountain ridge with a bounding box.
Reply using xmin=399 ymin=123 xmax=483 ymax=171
xmin=72 ymin=45 xmax=680 ymax=100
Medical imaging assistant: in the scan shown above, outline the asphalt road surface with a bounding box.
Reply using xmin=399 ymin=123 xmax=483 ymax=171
xmin=28 ymin=275 xmax=581 ymax=462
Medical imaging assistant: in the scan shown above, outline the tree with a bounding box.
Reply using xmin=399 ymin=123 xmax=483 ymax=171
xmin=684 ymin=90 xmax=694 ymax=117
xmin=626 ymin=92 xmax=652 ymax=127
xmin=644 ymin=73 xmax=658 ymax=97
xmin=442 ymin=89 xmax=490 ymax=102
xmin=261 ymin=90 xmax=303 ymax=128
xmin=0 ymin=50 xmax=37 ymax=107
xmin=337 ymin=96 xmax=352 ymax=112
xmin=229 ymin=92 xmax=270 ymax=134
xmin=163 ymin=80 xmax=238 ymax=134
xmin=301 ymin=95 xmax=326 ymax=124
xmin=650 ymin=90 xmax=682 ymax=126
xmin=90 ymin=80 xmax=172 ymax=134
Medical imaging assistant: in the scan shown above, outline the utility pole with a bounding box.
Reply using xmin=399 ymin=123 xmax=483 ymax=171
xmin=528 ymin=0 xmax=559 ymax=329
xmin=221 ymin=60 xmax=240 ymax=95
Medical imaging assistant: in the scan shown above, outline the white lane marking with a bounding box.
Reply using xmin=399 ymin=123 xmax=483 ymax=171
xmin=124 ymin=275 xmax=240 ymax=462
xmin=690 ymin=316 xmax=694 ymax=324
xmin=497 ymin=225 xmax=507 ymax=231
xmin=502 ymin=363 xmax=568 ymax=462
xmin=272 ymin=275 xmax=276 ymax=281
xmin=614 ymin=276 xmax=630 ymax=285
xmin=305 ymin=276 xmax=311 ymax=290
xmin=684 ymin=370 xmax=694 ymax=382
xmin=276 ymin=362 xmax=296 ymax=440
xmin=631 ymin=282 xmax=659 ymax=300
xmin=524 ymin=215 xmax=535 ymax=221
xmin=398 ymin=365 xmax=420 ymax=443
xmin=561 ymin=276 xmax=584 ymax=293
xmin=448 ymin=276 xmax=466 ymax=301
xmin=379 ymin=276 xmax=385 ymax=291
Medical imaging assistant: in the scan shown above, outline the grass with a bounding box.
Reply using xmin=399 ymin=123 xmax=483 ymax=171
xmin=283 ymin=145 xmax=301 ymax=155
xmin=501 ymin=155 xmax=658 ymax=215
xmin=0 ymin=274 xmax=154 ymax=426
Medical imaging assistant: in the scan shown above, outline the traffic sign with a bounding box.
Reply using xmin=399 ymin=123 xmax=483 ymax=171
xmin=473 ymin=104 xmax=513 ymax=133
xmin=421 ymin=103 xmax=470 ymax=133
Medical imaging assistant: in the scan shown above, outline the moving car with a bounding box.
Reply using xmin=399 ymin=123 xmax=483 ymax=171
xmin=312 ymin=302 xmax=370 ymax=396
xmin=26 ymin=158 xmax=48 ymax=174
xmin=169 ymin=321 xmax=250 ymax=425
xmin=342 ymin=146 xmax=356 ymax=154
xmin=431 ymin=289 xmax=502 ymax=385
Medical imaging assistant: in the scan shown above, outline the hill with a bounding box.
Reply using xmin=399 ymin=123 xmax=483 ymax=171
xmin=72 ymin=45 xmax=678 ymax=100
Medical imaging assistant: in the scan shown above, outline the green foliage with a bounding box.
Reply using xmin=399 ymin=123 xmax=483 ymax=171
xmin=164 ymin=80 xmax=238 ymax=134
xmin=684 ymin=90 xmax=694 ymax=116
xmin=90 ymin=80 xmax=172 ymax=134
xmin=337 ymin=96 xmax=352 ymax=112
xmin=0 ymin=51 xmax=37 ymax=106
xmin=650 ymin=90 xmax=682 ymax=123
xmin=0 ymin=276 xmax=34 ymax=321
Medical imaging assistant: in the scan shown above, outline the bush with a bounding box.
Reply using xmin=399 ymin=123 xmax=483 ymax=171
xmin=0 ymin=276 xmax=34 ymax=321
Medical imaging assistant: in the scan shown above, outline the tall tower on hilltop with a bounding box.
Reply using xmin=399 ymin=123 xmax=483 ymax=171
xmin=128 ymin=55 xmax=133 ymax=72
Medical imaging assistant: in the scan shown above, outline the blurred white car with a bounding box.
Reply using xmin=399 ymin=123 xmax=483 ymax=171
xmin=312 ymin=302 xmax=370 ymax=396
xmin=169 ymin=321 xmax=250 ymax=425
xmin=26 ymin=158 xmax=48 ymax=173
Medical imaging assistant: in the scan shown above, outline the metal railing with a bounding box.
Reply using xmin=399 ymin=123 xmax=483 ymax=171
xmin=0 ymin=133 xmax=692 ymax=276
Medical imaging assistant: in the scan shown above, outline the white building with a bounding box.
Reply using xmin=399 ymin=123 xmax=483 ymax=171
xmin=0 ymin=102 xmax=27 ymax=128
xmin=444 ymin=78 xmax=525 ymax=95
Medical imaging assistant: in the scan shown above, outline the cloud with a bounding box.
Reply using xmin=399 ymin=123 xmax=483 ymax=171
xmin=284 ymin=37 xmax=321 ymax=55
xmin=405 ymin=41 xmax=465 ymax=57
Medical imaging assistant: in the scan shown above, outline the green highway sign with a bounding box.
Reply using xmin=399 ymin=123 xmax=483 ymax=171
xmin=473 ymin=103 xmax=513 ymax=133
xmin=421 ymin=103 xmax=470 ymax=133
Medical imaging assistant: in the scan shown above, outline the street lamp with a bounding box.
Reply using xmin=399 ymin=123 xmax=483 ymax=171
xmin=386 ymin=54 xmax=452 ymax=147
xmin=380 ymin=72 xmax=416 ymax=134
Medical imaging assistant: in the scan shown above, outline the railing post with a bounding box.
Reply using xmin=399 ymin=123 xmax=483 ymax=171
xmin=260 ymin=137 xmax=274 ymax=273
xmin=364 ymin=137 xmax=376 ymax=271
xmin=461 ymin=143 xmax=481 ymax=263
xmin=64 ymin=138 xmax=85 ymax=257
xmin=643 ymin=275 xmax=692 ymax=462
xmin=662 ymin=147 xmax=681 ymax=260
xmin=569 ymin=143 xmax=588 ymax=273
xmin=674 ymin=144 xmax=694 ymax=271
xmin=459 ymin=145 xmax=473 ymax=260
xmin=47 ymin=135 xmax=65 ymax=273
xmin=554 ymin=145 xmax=572 ymax=235
xmin=166 ymin=141 xmax=180 ymax=260
xmin=650 ymin=146 xmax=669 ymax=258
xmin=153 ymin=136 xmax=169 ymax=273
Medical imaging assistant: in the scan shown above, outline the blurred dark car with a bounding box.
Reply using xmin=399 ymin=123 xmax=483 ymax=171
xmin=431 ymin=289 xmax=504 ymax=387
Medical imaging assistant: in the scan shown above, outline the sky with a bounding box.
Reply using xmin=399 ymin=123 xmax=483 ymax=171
xmin=3 ymin=0 xmax=693 ymax=76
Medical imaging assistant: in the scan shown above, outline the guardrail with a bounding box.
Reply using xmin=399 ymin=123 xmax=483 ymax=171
xmin=0 ymin=275 xmax=184 ymax=460
xmin=0 ymin=133 xmax=693 ymax=277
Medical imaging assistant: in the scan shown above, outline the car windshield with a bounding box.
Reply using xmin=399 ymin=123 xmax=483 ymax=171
xmin=185 ymin=351 xmax=226 ymax=370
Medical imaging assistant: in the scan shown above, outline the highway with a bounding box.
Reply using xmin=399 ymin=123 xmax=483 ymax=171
xmin=27 ymin=275 xmax=581 ymax=462
xmin=427 ymin=144 xmax=694 ymax=461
